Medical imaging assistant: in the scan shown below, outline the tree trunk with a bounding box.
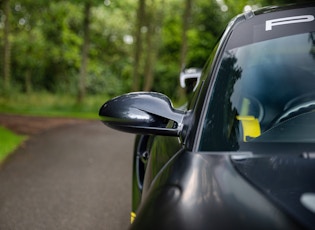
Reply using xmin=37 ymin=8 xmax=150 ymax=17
xmin=77 ymin=0 xmax=91 ymax=103
xmin=143 ymin=1 xmax=154 ymax=91
xmin=25 ymin=70 xmax=32 ymax=94
xmin=143 ymin=0 xmax=163 ymax=92
xmin=132 ymin=0 xmax=145 ymax=92
xmin=3 ymin=0 xmax=11 ymax=91
xmin=178 ymin=0 xmax=192 ymax=99
xmin=180 ymin=0 xmax=192 ymax=69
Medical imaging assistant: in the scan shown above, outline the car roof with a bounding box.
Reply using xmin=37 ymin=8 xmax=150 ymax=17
xmin=224 ymin=2 xmax=315 ymax=50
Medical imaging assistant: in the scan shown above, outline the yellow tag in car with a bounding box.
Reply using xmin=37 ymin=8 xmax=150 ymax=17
xmin=236 ymin=116 xmax=261 ymax=142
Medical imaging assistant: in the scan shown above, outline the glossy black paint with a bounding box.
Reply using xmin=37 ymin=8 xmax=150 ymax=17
xmin=99 ymin=92 xmax=185 ymax=136
xmin=233 ymin=154 xmax=315 ymax=230
xmin=131 ymin=151 xmax=302 ymax=230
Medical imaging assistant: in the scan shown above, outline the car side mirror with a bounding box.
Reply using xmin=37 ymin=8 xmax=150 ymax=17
xmin=180 ymin=68 xmax=202 ymax=94
xmin=99 ymin=92 xmax=185 ymax=136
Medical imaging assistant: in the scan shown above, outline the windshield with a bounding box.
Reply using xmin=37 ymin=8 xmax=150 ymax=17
xmin=200 ymin=31 xmax=315 ymax=151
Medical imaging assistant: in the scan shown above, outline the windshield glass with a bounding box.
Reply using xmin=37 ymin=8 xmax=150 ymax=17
xmin=200 ymin=31 xmax=315 ymax=151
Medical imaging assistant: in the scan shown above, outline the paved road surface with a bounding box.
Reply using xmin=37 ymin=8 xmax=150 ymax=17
xmin=0 ymin=121 xmax=134 ymax=230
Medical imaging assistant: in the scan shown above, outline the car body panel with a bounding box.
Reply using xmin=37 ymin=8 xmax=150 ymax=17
xmin=233 ymin=153 xmax=315 ymax=230
xmin=131 ymin=150 xmax=302 ymax=230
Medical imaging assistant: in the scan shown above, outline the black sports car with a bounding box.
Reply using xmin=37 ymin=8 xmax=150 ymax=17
xmin=99 ymin=3 xmax=315 ymax=229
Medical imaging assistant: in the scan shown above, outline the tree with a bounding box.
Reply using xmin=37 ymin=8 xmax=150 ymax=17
xmin=38 ymin=1 xmax=82 ymax=92
xmin=142 ymin=0 xmax=155 ymax=91
xmin=187 ymin=0 xmax=226 ymax=67
xmin=3 ymin=0 xmax=308 ymax=102
xmin=143 ymin=0 xmax=164 ymax=91
xmin=2 ymin=0 xmax=11 ymax=92
xmin=10 ymin=0 xmax=48 ymax=93
xmin=177 ymin=0 xmax=192 ymax=100
xmin=86 ymin=1 xmax=136 ymax=96
xmin=77 ymin=0 xmax=92 ymax=103
xmin=180 ymin=0 xmax=192 ymax=70
xmin=132 ymin=0 xmax=146 ymax=91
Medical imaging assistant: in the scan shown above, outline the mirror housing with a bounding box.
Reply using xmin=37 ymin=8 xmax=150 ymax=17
xmin=99 ymin=92 xmax=185 ymax=136
xmin=180 ymin=68 xmax=202 ymax=93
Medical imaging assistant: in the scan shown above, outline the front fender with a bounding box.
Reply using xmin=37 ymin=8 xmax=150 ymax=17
xmin=131 ymin=151 xmax=301 ymax=230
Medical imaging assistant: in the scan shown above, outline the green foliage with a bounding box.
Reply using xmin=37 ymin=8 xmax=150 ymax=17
xmin=85 ymin=64 xmax=127 ymax=96
xmin=41 ymin=2 xmax=83 ymax=91
xmin=2 ymin=0 xmax=135 ymax=96
xmin=87 ymin=4 xmax=134 ymax=96
xmin=0 ymin=126 xmax=26 ymax=163
xmin=186 ymin=0 xmax=227 ymax=68
xmin=0 ymin=0 xmax=306 ymax=103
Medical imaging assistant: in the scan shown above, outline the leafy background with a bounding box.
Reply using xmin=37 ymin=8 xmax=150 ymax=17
xmin=1 ymin=0 xmax=309 ymax=102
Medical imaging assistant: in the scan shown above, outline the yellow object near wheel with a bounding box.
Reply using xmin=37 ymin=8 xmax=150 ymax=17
xmin=131 ymin=212 xmax=136 ymax=224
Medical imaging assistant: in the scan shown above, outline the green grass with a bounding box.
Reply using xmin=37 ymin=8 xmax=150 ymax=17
xmin=0 ymin=126 xmax=27 ymax=163
xmin=0 ymin=92 xmax=110 ymax=164
xmin=0 ymin=92 xmax=110 ymax=119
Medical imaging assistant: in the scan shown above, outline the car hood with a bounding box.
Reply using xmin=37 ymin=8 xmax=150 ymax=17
xmin=131 ymin=150 xmax=314 ymax=229
xmin=232 ymin=152 xmax=315 ymax=229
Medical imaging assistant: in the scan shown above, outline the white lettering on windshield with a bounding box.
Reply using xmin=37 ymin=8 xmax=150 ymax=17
xmin=265 ymin=15 xmax=314 ymax=31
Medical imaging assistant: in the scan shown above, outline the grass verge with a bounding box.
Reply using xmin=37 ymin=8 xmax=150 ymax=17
xmin=0 ymin=92 xmax=109 ymax=119
xmin=0 ymin=126 xmax=27 ymax=163
xmin=0 ymin=92 xmax=110 ymax=164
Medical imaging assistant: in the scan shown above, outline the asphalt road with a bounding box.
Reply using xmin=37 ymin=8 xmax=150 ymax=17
xmin=0 ymin=121 xmax=135 ymax=230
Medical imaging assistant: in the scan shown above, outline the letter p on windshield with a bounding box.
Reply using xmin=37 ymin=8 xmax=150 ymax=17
xmin=266 ymin=15 xmax=314 ymax=31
